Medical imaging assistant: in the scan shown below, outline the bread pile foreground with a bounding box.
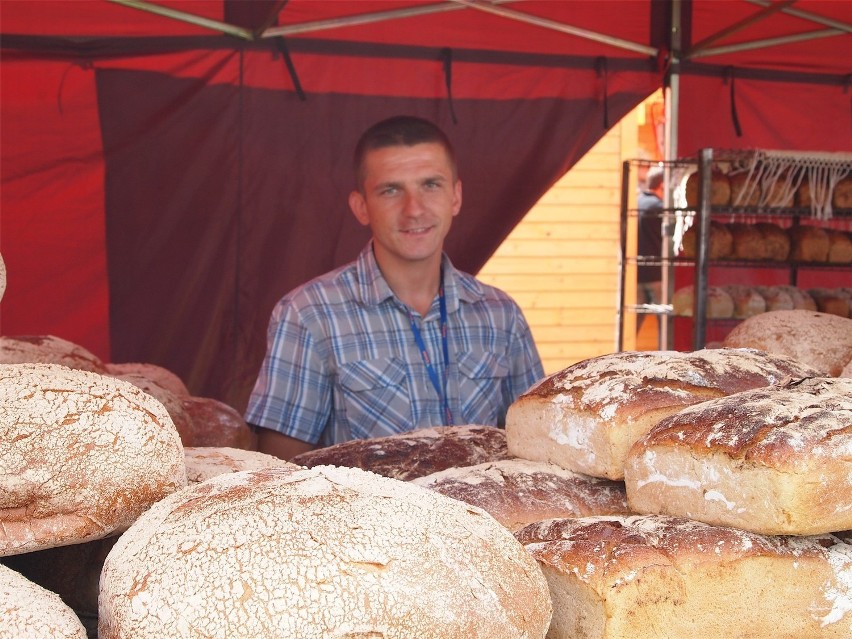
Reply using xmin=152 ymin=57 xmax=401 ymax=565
xmin=515 ymin=515 xmax=851 ymax=639
xmin=504 ymin=348 xmax=819 ymax=480
xmin=98 ymin=465 xmax=552 ymax=639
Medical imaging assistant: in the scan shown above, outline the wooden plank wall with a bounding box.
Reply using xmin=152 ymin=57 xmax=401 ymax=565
xmin=477 ymin=103 xmax=642 ymax=375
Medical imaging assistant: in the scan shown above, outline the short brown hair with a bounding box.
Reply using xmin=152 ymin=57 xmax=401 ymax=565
xmin=353 ymin=116 xmax=457 ymax=191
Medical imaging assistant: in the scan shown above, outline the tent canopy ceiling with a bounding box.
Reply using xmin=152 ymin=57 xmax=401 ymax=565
xmin=1 ymin=0 xmax=850 ymax=410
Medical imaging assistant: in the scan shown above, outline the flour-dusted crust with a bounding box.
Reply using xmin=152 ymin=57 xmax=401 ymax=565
xmin=184 ymin=446 xmax=298 ymax=483
xmin=516 ymin=514 xmax=852 ymax=639
xmin=104 ymin=362 xmax=190 ymax=397
xmin=412 ymin=458 xmax=631 ymax=532
xmin=0 ymin=335 xmax=106 ymax=373
xmin=625 ymin=377 xmax=852 ymax=535
xmin=505 ymin=348 xmax=820 ymax=480
xmin=181 ymin=396 xmax=256 ymax=449
xmin=110 ymin=371 xmax=197 ymax=445
xmin=0 ymin=563 xmax=87 ymax=639
xmin=99 ymin=465 xmax=552 ymax=639
xmin=722 ymin=309 xmax=852 ymax=376
xmin=291 ymin=424 xmax=512 ymax=480
xmin=0 ymin=363 xmax=187 ymax=556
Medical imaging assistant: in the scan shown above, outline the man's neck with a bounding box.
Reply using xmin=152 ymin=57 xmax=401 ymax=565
xmin=375 ymin=252 xmax=443 ymax=316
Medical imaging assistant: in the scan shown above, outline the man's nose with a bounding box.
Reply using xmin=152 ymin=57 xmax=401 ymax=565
xmin=401 ymin=190 xmax=425 ymax=216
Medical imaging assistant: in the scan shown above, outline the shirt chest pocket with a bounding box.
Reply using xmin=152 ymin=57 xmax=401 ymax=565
xmin=457 ymin=351 xmax=510 ymax=425
xmin=337 ymin=357 xmax=412 ymax=439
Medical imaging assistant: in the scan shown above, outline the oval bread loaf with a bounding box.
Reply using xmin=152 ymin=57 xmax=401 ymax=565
xmin=0 ymin=363 xmax=187 ymax=556
xmin=722 ymin=309 xmax=852 ymax=376
xmin=624 ymin=377 xmax=852 ymax=535
xmin=0 ymin=563 xmax=87 ymax=639
xmin=98 ymin=465 xmax=552 ymax=639
xmin=505 ymin=348 xmax=821 ymax=480
xmin=515 ymin=514 xmax=852 ymax=639
xmin=412 ymin=458 xmax=631 ymax=532
xmin=183 ymin=446 xmax=297 ymax=483
xmin=0 ymin=335 xmax=106 ymax=373
xmin=104 ymin=362 xmax=190 ymax=397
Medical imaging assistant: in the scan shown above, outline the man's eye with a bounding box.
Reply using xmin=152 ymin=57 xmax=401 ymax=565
xmin=380 ymin=187 xmax=398 ymax=196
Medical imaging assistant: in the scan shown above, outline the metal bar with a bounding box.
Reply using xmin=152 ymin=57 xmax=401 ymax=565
xmin=744 ymin=0 xmax=852 ymax=33
xmin=688 ymin=28 xmax=843 ymax=59
xmin=262 ymin=0 xmax=517 ymax=38
xmin=688 ymin=0 xmax=796 ymax=56
xmin=108 ymin=0 xmax=255 ymax=40
xmin=617 ymin=160 xmax=631 ymax=352
xmin=693 ymin=148 xmax=713 ymax=350
xmin=450 ymin=0 xmax=659 ymax=56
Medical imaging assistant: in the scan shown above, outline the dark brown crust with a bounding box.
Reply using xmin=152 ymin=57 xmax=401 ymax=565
xmin=291 ymin=425 xmax=512 ymax=481
xmin=632 ymin=377 xmax=852 ymax=462
xmin=181 ymin=396 xmax=256 ymax=450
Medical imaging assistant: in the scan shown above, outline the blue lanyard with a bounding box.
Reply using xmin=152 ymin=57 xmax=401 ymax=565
xmin=407 ymin=273 xmax=453 ymax=426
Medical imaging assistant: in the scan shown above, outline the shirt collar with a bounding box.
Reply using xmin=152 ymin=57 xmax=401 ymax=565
xmin=355 ymin=241 xmax=484 ymax=312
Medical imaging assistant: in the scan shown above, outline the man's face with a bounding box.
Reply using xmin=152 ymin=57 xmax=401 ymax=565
xmin=349 ymin=142 xmax=462 ymax=269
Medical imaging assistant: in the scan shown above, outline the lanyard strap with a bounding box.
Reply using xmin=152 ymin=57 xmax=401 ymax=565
xmin=407 ymin=274 xmax=453 ymax=426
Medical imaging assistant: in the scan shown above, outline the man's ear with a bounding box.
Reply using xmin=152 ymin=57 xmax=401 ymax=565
xmin=348 ymin=190 xmax=370 ymax=226
xmin=452 ymin=179 xmax=463 ymax=217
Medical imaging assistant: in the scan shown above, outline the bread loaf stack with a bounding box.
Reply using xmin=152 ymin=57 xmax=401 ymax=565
xmin=503 ymin=347 xmax=851 ymax=637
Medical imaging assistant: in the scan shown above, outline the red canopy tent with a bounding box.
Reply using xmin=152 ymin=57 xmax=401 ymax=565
xmin=1 ymin=1 xmax=849 ymax=411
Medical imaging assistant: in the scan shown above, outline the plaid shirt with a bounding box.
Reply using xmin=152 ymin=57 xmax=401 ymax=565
xmin=245 ymin=242 xmax=543 ymax=446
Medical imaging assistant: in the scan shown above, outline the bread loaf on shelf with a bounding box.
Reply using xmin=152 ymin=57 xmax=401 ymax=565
xmin=624 ymin=377 xmax=852 ymax=536
xmin=412 ymin=458 xmax=631 ymax=532
xmin=753 ymin=285 xmax=794 ymax=312
xmin=761 ymin=170 xmax=797 ymax=208
xmin=721 ymin=284 xmax=766 ymax=318
xmin=727 ymin=222 xmax=769 ymax=260
xmin=833 ymin=175 xmax=852 ymax=209
xmin=1 ymin=363 xmax=187 ymax=557
xmin=685 ymin=169 xmax=731 ymax=208
xmin=753 ymin=221 xmax=791 ymax=260
xmin=98 ymin=465 xmax=552 ymax=639
xmin=827 ymin=229 xmax=852 ymax=263
xmin=728 ymin=170 xmax=761 ymax=206
xmin=722 ymin=309 xmax=852 ymax=376
xmin=680 ymin=220 xmax=733 ymax=259
xmin=809 ymin=287 xmax=852 ymax=318
xmin=515 ymin=514 xmax=852 ymax=639
xmin=773 ymin=285 xmax=818 ymax=311
xmin=672 ymin=285 xmax=734 ymax=318
xmin=290 ymin=425 xmax=511 ymax=481
xmin=504 ymin=348 xmax=820 ymax=480
xmin=789 ymin=224 xmax=831 ymax=262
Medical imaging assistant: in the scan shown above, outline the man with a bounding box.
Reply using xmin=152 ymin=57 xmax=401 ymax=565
xmin=636 ymin=165 xmax=665 ymax=332
xmin=245 ymin=115 xmax=544 ymax=460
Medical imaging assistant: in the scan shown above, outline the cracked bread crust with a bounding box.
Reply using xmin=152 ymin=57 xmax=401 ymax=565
xmin=624 ymin=377 xmax=852 ymax=535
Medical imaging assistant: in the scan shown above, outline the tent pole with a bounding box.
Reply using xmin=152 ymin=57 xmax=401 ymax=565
xmin=661 ymin=0 xmax=683 ymax=351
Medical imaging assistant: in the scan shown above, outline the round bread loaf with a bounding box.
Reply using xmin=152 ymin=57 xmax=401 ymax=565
xmin=0 ymin=563 xmax=87 ymax=639
xmin=181 ymin=396 xmax=256 ymax=449
xmin=808 ymin=287 xmax=851 ymax=318
xmin=761 ymin=171 xmax=796 ymax=208
xmin=104 ymin=362 xmax=189 ymax=396
xmin=0 ymin=335 xmax=106 ymax=373
xmin=727 ymin=222 xmax=768 ymax=260
xmin=753 ymin=222 xmax=791 ymax=260
xmin=624 ymin=377 xmax=852 ymax=535
xmin=183 ymin=446 xmax=297 ymax=483
xmin=680 ymin=220 xmax=733 ymax=259
xmin=753 ymin=285 xmax=794 ymax=312
xmin=789 ymin=224 xmax=830 ymax=262
xmin=110 ymin=372 xmax=197 ymax=445
xmin=98 ymin=465 xmax=552 ymax=639
xmin=827 ymin=229 xmax=852 ymax=263
xmin=0 ymin=363 xmax=187 ymax=556
xmin=722 ymin=284 xmax=766 ymax=318
xmin=504 ymin=348 xmax=820 ymax=480
xmin=727 ymin=170 xmax=760 ymax=206
xmin=685 ymin=170 xmax=731 ymax=208
xmin=515 ymin=514 xmax=852 ymax=639
xmin=671 ymin=284 xmax=734 ymax=318
xmin=773 ymin=285 xmax=818 ymax=311
xmin=412 ymin=458 xmax=631 ymax=532
xmin=291 ymin=424 xmax=512 ymax=481
xmin=722 ymin=309 xmax=852 ymax=376
xmin=833 ymin=175 xmax=852 ymax=209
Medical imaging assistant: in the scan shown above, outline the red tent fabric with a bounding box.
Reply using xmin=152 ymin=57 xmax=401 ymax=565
xmin=1 ymin=1 xmax=849 ymax=411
